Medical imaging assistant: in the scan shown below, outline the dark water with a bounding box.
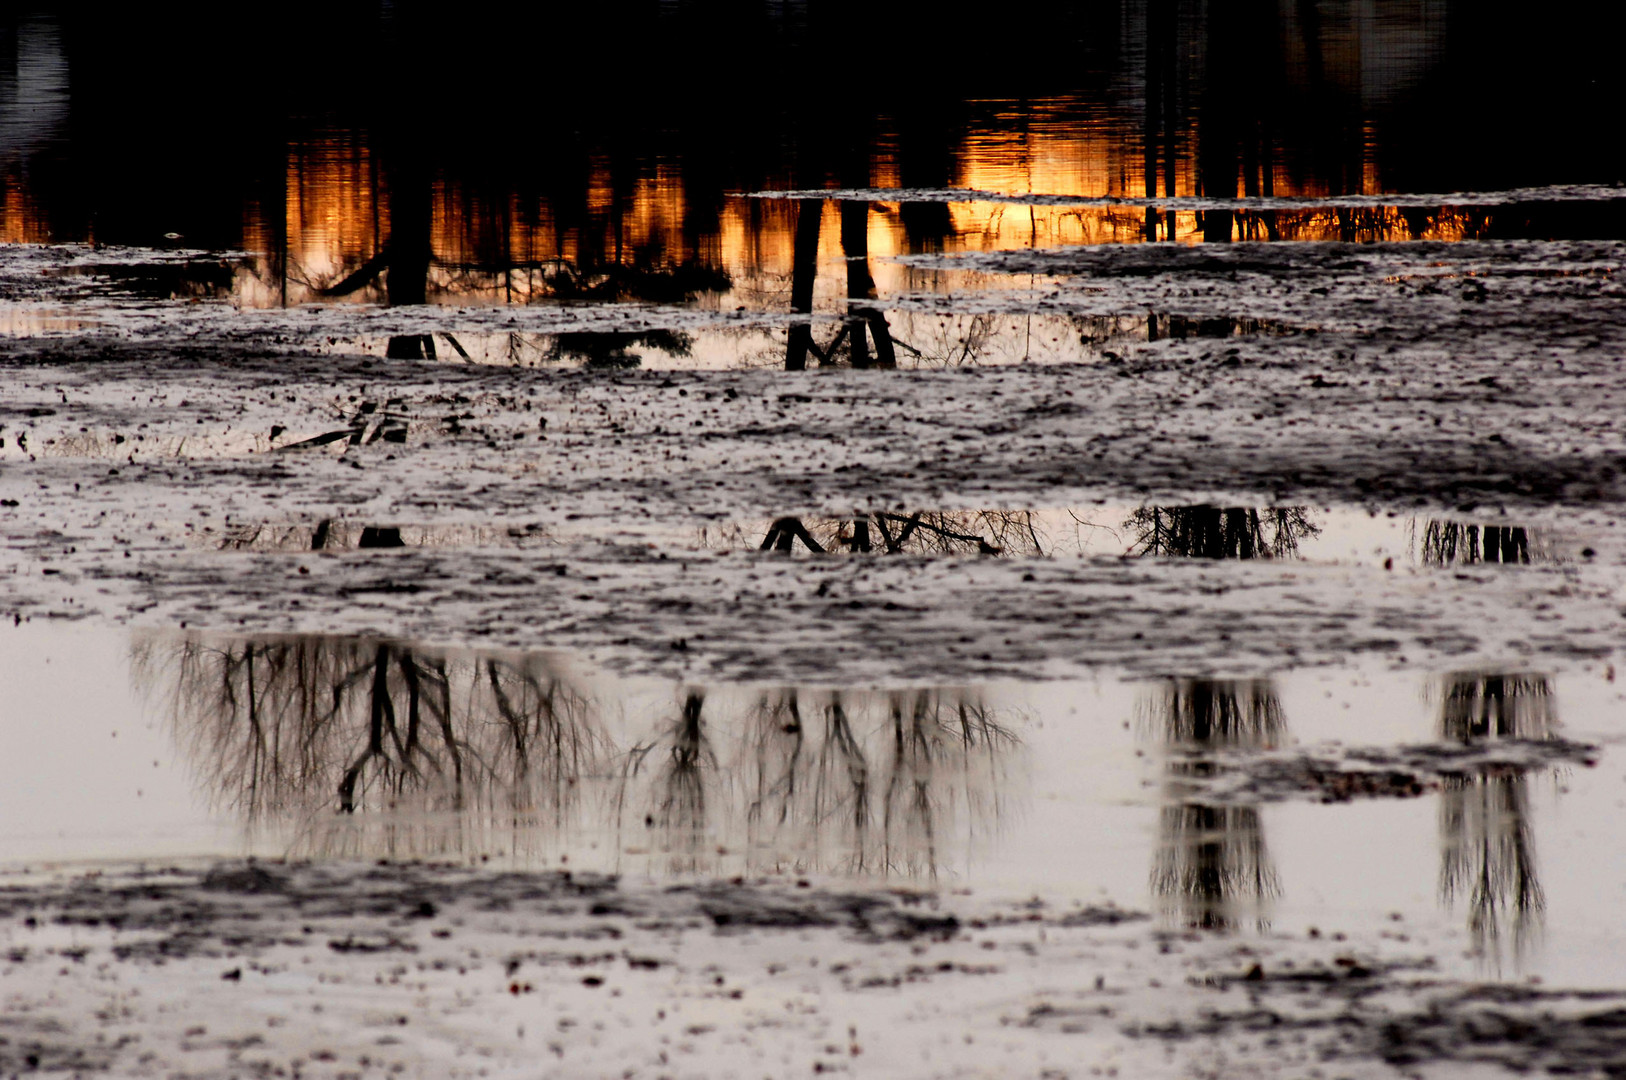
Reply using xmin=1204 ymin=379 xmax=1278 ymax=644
xmin=4 ymin=3 xmax=1624 ymax=312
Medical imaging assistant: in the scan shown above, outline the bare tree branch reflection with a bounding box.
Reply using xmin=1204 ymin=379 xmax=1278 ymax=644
xmin=1434 ymin=671 xmax=1554 ymax=971
xmin=138 ymin=633 xmax=1022 ymax=880
xmin=621 ymin=692 xmax=718 ymax=874
xmin=619 ymin=688 xmax=1018 ymax=880
xmin=1416 ymin=521 xmax=1552 ymax=567
xmin=1145 ymin=678 xmax=1284 ymax=930
xmin=755 ymin=510 xmax=1052 ymax=557
xmin=134 ymin=633 xmax=605 ymax=859
xmin=1126 ymin=506 xmax=1320 ymax=559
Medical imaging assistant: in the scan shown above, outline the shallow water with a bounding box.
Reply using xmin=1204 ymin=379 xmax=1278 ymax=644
xmin=5 ymin=623 xmax=1623 ymax=985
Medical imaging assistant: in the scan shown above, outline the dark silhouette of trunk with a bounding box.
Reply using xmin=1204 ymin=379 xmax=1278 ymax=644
xmin=338 ymin=644 xmax=395 ymax=812
xmin=761 ymin=517 xmax=825 ymax=553
xmin=1143 ymin=0 xmax=1169 ymax=241
xmin=1198 ymin=0 xmax=1241 ymax=243
xmin=840 ymin=200 xmax=873 ymax=367
xmin=785 ymin=198 xmax=822 ymax=371
xmin=358 ymin=526 xmax=405 ymax=549
xmin=1420 ymin=521 xmax=1533 ymax=566
xmin=837 ymin=199 xmax=896 ymax=369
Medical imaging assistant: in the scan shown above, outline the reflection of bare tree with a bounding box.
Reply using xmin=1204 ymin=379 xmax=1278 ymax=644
xmin=1435 ymin=671 xmax=1553 ymax=971
xmin=623 ymin=692 xmax=716 ymax=872
xmin=1126 ymin=506 xmax=1319 ymax=559
xmin=759 ymin=511 xmax=1050 ymax=556
xmin=621 ymin=688 xmax=1018 ymax=880
xmin=1145 ymin=678 xmax=1284 ymax=930
xmin=1417 ymin=521 xmax=1545 ymax=567
xmin=135 ymin=633 xmax=604 ymax=857
xmin=783 ymin=198 xmax=900 ymax=371
xmin=138 ymin=632 xmax=1022 ymax=879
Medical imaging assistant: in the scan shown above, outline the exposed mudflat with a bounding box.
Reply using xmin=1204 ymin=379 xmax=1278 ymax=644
xmin=6 ymin=859 xmax=1626 ymax=1079
xmin=6 ymin=225 xmax=1626 ymax=1077
xmin=3 ymin=232 xmax=1626 ymax=680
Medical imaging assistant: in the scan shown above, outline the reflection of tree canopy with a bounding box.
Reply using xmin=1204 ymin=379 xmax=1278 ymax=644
xmin=1125 ymin=506 xmax=1319 ymax=559
xmin=619 ymin=688 xmax=1018 ymax=879
xmin=757 ymin=511 xmax=1051 ymax=557
xmin=1417 ymin=522 xmax=1542 ymax=567
xmin=135 ymin=634 xmax=604 ymax=857
xmin=1434 ymin=671 xmax=1553 ymax=971
xmin=1144 ymin=678 xmax=1285 ymax=931
xmin=544 ymin=329 xmax=693 ymax=369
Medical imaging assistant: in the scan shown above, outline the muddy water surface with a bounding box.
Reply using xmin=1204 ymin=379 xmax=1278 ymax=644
xmin=5 ymin=624 xmax=1623 ymax=986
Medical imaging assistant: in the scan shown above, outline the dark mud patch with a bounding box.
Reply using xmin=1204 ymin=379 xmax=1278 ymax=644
xmin=0 ymin=1017 xmax=119 ymax=1074
xmin=1162 ymin=966 xmax=1626 ymax=1077
xmin=1166 ymin=737 xmax=1600 ymax=804
xmin=675 ymin=882 xmax=960 ymax=941
xmin=0 ymin=861 xmax=972 ymax=963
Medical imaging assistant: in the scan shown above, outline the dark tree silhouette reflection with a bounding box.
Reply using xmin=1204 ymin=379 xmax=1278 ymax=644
xmin=135 ymin=633 xmax=605 ymax=859
xmin=544 ymin=329 xmax=694 ymax=369
xmin=1434 ymin=671 xmax=1555 ymax=971
xmin=757 ymin=510 xmax=1051 ymax=556
xmin=619 ymin=688 xmax=1018 ymax=879
xmin=1144 ymin=678 xmax=1284 ymax=930
xmin=1126 ymin=506 xmax=1319 ymax=559
xmin=783 ymin=199 xmax=900 ymax=371
xmin=1417 ymin=521 xmax=1543 ymax=567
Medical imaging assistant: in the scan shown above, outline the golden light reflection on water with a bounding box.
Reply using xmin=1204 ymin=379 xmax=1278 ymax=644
xmin=2 ymin=106 xmax=1516 ymax=312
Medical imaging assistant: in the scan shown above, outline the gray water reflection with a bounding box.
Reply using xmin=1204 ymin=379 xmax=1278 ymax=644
xmin=1436 ymin=671 xmax=1556 ymax=972
xmin=138 ymin=633 xmax=1018 ymax=879
xmin=1145 ymin=678 xmax=1285 ymax=931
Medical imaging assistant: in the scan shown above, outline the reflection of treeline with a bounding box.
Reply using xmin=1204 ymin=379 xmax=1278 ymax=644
xmin=1125 ymin=506 xmax=1319 ymax=559
xmin=1435 ymin=671 xmax=1553 ymax=971
xmin=137 ymin=634 xmax=1020 ymax=877
xmin=1144 ymin=678 xmax=1284 ymax=931
xmin=758 ymin=511 xmax=1050 ymax=556
xmin=1417 ymin=521 xmax=1548 ymax=567
xmin=621 ymin=687 xmax=1017 ymax=878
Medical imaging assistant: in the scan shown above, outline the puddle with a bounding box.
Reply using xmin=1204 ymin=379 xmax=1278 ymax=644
xmin=5 ymin=625 xmax=1626 ymax=982
xmin=187 ymin=505 xmax=1569 ymax=569
xmin=207 ymin=520 xmax=555 ymax=554
xmin=695 ymin=505 xmax=1571 ymax=569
